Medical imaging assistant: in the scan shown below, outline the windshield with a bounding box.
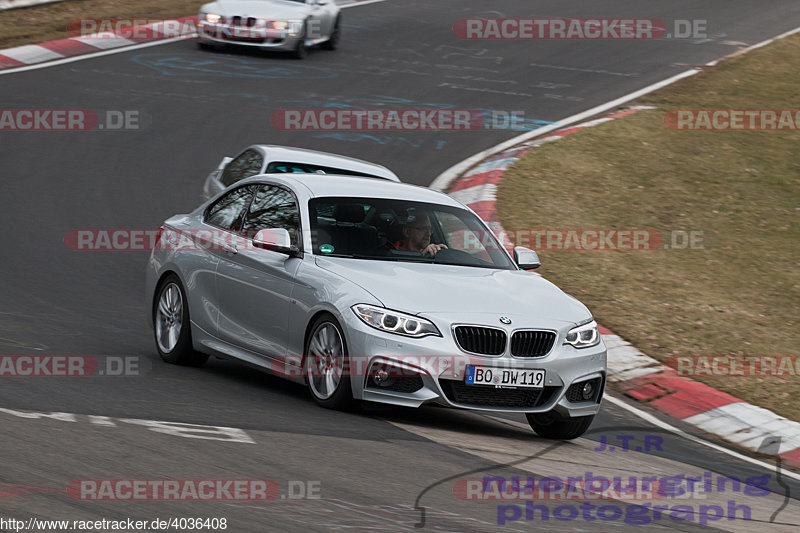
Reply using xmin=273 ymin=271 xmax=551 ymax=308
xmin=309 ymin=197 xmax=516 ymax=270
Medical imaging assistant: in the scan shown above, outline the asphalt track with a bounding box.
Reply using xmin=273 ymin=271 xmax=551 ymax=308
xmin=1 ymin=0 xmax=800 ymax=531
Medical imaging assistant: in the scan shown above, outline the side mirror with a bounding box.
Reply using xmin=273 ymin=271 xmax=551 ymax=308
xmin=513 ymin=246 xmax=541 ymax=270
xmin=253 ymin=228 xmax=297 ymax=256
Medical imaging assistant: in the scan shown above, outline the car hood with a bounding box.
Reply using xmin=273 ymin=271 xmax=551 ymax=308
xmin=315 ymin=257 xmax=591 ymax=324
xmin=205 ymin=0 xmax=310 ymax=18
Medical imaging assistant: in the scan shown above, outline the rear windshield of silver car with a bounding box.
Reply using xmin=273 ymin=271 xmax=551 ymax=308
xmin=309 ymin=197 xmax=515 ymax=269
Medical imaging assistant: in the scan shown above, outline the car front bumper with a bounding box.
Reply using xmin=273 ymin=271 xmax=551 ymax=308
xmin=197 ymin=22 xmax=303 ymax=51
xmin=340 ymin=312 xmax=607 ymax=416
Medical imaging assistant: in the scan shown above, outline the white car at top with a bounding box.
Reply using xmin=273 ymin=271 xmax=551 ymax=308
xmin=197 ymin=0 xmax=341 ymax=58
xmin=203 ymin=145 xmax=400 ymax=200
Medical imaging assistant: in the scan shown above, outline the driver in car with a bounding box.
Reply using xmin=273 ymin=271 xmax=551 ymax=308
xmin=395 ymin=210 xmax=448 ymax=257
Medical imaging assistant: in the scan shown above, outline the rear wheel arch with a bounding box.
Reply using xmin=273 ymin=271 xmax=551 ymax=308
xmin=153 ymin=273 xmax=208 ymax=366
xmin=153 ymin=270 xmax=180 ymax=315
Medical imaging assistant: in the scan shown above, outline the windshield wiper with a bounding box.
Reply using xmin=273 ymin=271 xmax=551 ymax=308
xmin=432 ymin=260 xmax=501 ymax=269
xmin=321 ymin=253 xmax=403 ymax=261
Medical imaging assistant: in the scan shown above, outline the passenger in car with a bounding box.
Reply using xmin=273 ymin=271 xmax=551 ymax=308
xmin=394 ymin=210 xmax=448 ymax=257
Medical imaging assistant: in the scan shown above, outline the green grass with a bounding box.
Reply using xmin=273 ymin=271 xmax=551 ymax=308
xmin=496 ymin=34 xmax=800 ymax=421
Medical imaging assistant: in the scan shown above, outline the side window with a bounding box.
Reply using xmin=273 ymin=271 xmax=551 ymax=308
xmin=205 ymin=186 xmax=254 ymax=230
xmin=241 ymin=185 xmax=301 ymax=248
xmin=220 ymin=149 xmax=264 ymax=187
xmin=266 ymin=161 xmax=315 ymax=174
xmin=265 ymin=161 xmax=382 ymax=180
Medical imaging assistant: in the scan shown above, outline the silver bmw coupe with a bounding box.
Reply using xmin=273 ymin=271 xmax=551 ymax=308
xmin=146 ymin=173 xmax=606 ymax=439
xmin=197 ymin=0 xmax=341 ymax=59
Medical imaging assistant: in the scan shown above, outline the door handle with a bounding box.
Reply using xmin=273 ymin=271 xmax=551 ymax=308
xmin=222 ymin=243 xmax=238 ymax=255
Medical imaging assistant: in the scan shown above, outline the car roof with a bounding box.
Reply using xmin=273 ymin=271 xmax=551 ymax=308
xmin=250 ymin=145 xmax=400 ymax=182
xmin=239 ymin=173 xmax=466 ymax=208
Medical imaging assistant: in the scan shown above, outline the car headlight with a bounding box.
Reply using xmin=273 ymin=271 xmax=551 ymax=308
xmin=352 ymin=304 xmax=441 ymax=338
xmin=268 ymin=20 xmax=290 ymax=30
xmin=564 ymin=320 xmax=600 ymax=349
xmin=268 ymin=20 xmax=304 ymax=35
xmin=203 ymin=13 xmax=222 ymax=24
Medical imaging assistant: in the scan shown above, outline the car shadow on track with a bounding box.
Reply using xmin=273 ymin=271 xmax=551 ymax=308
xmin=165 ymin=354 xmax=541 ymax=440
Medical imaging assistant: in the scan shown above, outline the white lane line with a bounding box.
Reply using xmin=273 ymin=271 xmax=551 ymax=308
xmin=340 ymin=0 xmax=390 ymax=7
xmin=0 ymin=0 xmax=66 ymax=10
xmin=603 ymin=393 xmax=800 ymax=481
xmin=0 ymin=35 xmax=197 ymax=76
xmin=430 ymin=68 xmax=699 ymax=191
xmin=431 ymin=23 xmax=800 ymax=192
xmin=487 ymin=393 xmax=800 ymax=480
xmin=0 ymin=0 xmax=389 ymax=76
xmin=0 ymin=406 xmax=256 ymax=443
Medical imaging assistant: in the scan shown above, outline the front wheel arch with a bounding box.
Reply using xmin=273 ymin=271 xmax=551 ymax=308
xmin=301 ymin=308 xmax=348 ymax=368
xmin=303 ymin=312 xmax=355 ymax=409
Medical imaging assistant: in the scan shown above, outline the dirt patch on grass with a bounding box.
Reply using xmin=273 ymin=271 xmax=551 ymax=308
xmin=0 ymin=0 xmax=198 ymax=49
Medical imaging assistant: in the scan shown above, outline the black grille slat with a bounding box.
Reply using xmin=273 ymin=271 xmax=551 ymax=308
xmin=454 ymin=326 xmax=506 ymax=356
xmin=440 ymin=380 xmax=558 ymax=408
xmin=533 ymin=332 xmax=543 ymax=354
xmin=511 ymin=330 xmax=556 ymax=357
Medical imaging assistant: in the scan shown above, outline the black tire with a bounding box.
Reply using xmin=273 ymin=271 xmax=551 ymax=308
xmin=321 ymin=16 xmax=341 ymax=50
xmin=153 ymin=274 xmax=208 ymax=367
xmin=304 ymin=314 xmax=354 ymax=410
xmin=197 ymin=41 xmax=217 ymax=51
xmin=291 ymin=21 xmax=309 ymax=59
xmin=526 ymin=412 xmax=595 ymax=440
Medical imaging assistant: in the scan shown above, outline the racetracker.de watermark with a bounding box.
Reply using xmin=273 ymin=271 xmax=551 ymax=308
xmin=0 ymin=110 xmax=142 ymax=131
xmin=667 ymin=355 xmax=800 ymax=377
xmin=453 ymin=18 xmax=709 ymax=40
xmin=68 ymin=479 xmax=321 ymax=501
xmin=69 ymin=480 xmax=278 ymax=501
xmin=63 ymin=228 xmax=710 ymax=252
xmin=453 ymin=474 xmax=667 ymax=502
xmin=65 ymin=228 xmax=290 ymax=252
xmin=0 ymin=356 xmax=145 ymax=377
xmin=467 ymin=229 xmax=708 ymax=251
xmin=269 ymin=109 xmax=530 ymax=131
xmin=67 ymin=18 xmax=197 ymax=39
xmin=456 ymin=471 xmax=770 ymax=503
xmin=68 ymin=17 xmax=328 ymax=40
xmin=273 ymin=354 xmax=543 ymax=380
xmin=665 ymin=109 xmax=800 ymax=131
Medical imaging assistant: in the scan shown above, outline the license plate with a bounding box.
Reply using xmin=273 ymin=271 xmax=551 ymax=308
xmin=465 ymin=366 xmax=545 ymax=388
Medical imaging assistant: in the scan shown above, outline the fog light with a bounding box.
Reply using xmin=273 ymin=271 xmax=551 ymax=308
xmin=581 ymin=381 xmax=595 ymax=400
xmin=372 ymin=370 xmax=389 ymax=386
